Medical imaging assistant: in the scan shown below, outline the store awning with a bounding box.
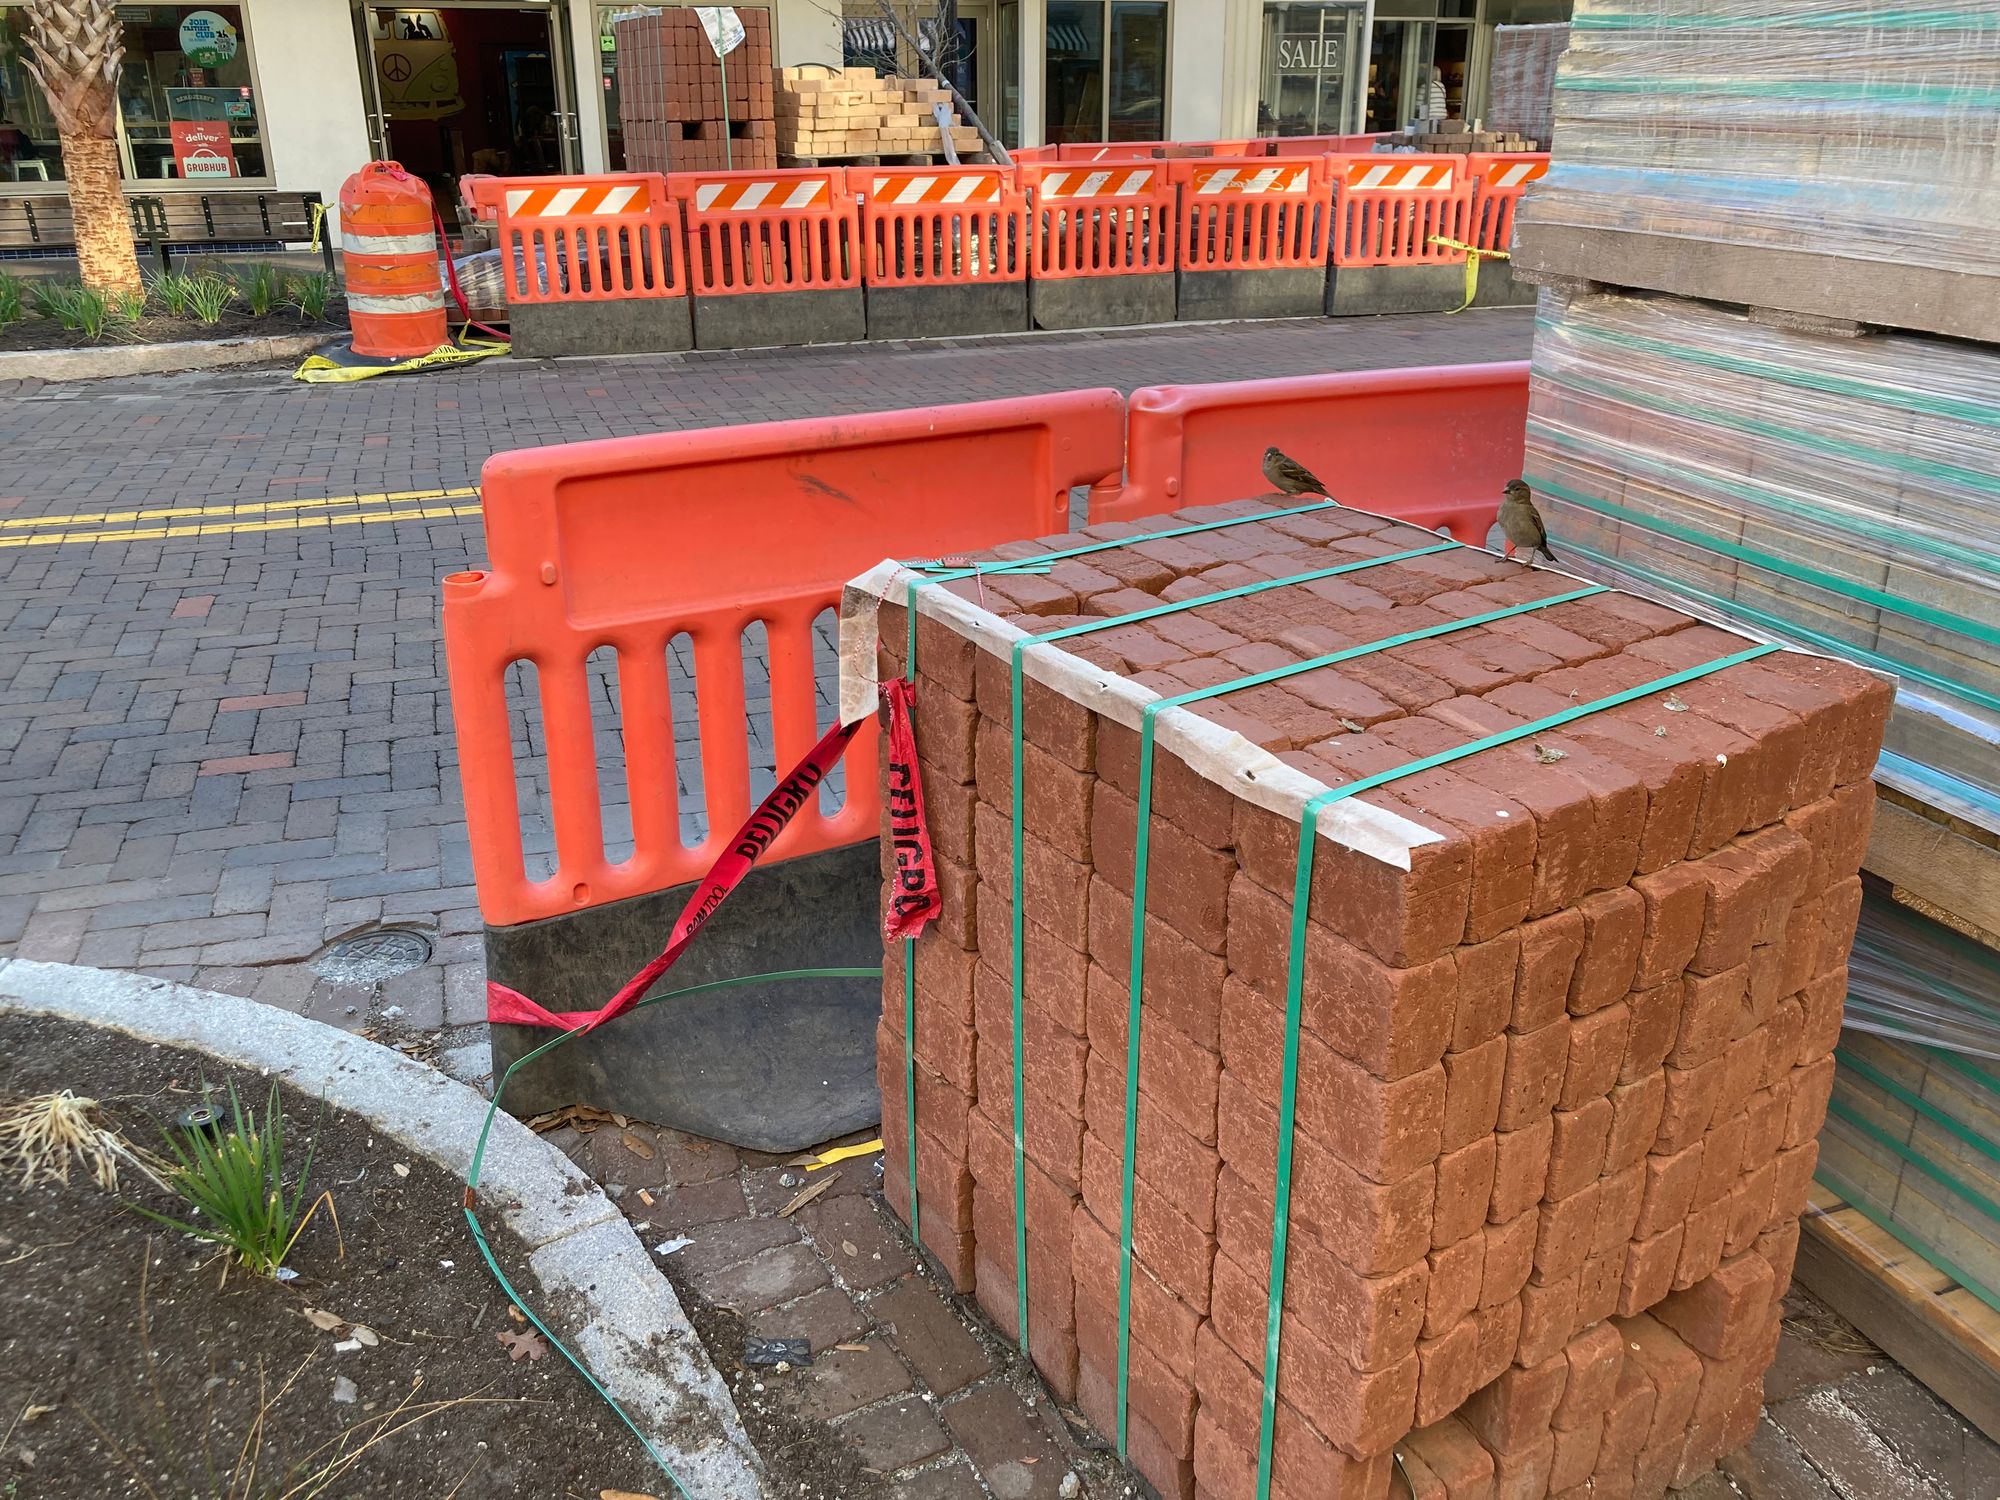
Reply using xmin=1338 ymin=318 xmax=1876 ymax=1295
xmin=1047 ymin=21 xmax=1093 ymax=52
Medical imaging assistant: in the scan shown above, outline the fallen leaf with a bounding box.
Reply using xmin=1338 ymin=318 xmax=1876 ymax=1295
xmin=1531 ymin=743 xmax=1567 ymax=764
xmin=841 ymin=1240 xmax=858 ymax=1257
xmin=392 ymin=1162 xmax=410 ymax=1178
xmin=21 ymin=1405 xmax=54 ymax=1424
xmin=508 ymin=1305 xmax=527 ymax=1323
xmin=833 ymin=1343 xmax=869 ymax=1353
xmin=303 ymin=1308 xmax=344 ymax=1332
xmin=350 ymin=1326 xmax=380 ymax=1347
xmin=612 ymin=1113 xmax=629 ymax=1129
xmin=620 ymin=1130 xmax=655 ymax=1161
xmin=601 ymin=1490 xmax=661 ymax=1500
xmin=497 ymin=1329 xmax=548 ymax=1362
xmin=778 ymin=1171 xmax=838 ymax=1217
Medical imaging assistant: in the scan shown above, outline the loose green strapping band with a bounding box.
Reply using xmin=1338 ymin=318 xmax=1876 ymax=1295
xmin=466 ymin=966 xmax=882 ymax=1496
xmin=1254 ymin=641 xmax=1781 ymax=1497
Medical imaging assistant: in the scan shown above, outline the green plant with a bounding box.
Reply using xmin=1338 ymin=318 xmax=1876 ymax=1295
xmin=110 ymin=287 xmax=147 ymax=323
xmin=33 ymin=282 xmax=113 ymax=337
xmin=242 ymin=262 xmax=284 ymax=317
xmin=289 ymin=270 xmax=333 ymax=322
xmin=183 ymin=273 xmax=235 ymax=326
xmin=29 ymin=276 xmax=73 ymax=319
xmin=0 ymin=271 xmax=23 ymax=327
xmin=139 ymin=1080 xmax=334 ymax=1277
xmin=152 ymin=269 xmax=199 ymax=318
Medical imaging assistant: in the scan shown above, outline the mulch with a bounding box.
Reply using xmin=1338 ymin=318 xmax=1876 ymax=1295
xmin=0 ymin=307 xmax=342 ymax=353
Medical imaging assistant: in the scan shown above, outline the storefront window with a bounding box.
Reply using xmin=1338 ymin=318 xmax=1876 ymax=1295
xmin=997 ymin=0 xmax=1020 ymax=145
xmin=1257 ymin=1 xmax=1361 ymax=137
xmin=1107 ymin=1 xmax=1164 ymax=140
xmin=1045 ymin=0 xmax=1164 ymax=145
xmin=1045 ymin=1 xmax=1103 ymax=144
xmin=1 ymin=9 xmax=63 ymax=181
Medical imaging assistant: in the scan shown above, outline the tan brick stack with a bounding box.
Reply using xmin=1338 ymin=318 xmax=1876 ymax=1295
xmin=1379 ymin=120 xmax=1540 ymax=153
xmin=857 ymin=496 xmax=1892 ymax=1500
xmin=614 ymin=7 xmax=775 ymax=173
xmin=775 ymin=66 xmax=982 ymax=162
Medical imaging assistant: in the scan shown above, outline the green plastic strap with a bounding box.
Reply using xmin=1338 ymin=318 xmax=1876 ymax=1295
xmin=467 ymin=966 xmax=882 ymax=1495
xmin=1814 ymin=1165 xmax=2000 ymax=1317
xmin=1256 ymin=642 xmax=1778 ymax=1497
xmin=1534 ymin=475 xmax=2000 ymax=648
xmin=1555 ymin=77 xmax=2000 ymax=107
xmin=1823 ymin=1094 xmax=2000 ymax=1229
xmin=1835 ymin=1047 xmax=2000 ymax=1166
xmin=1575 ymin=7 xmax=1998 ymax=28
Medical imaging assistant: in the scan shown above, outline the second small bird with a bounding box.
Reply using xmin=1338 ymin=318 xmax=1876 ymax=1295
xmin=1263 ymin=446 xmax=1334 ymax=501
xmin=1498 ymin=478 xmax=1559 ymax=564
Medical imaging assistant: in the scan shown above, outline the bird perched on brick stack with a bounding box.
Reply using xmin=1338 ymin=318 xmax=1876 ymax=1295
xmin=1498 ymin=477 xmax=1558 ymax=564
xmin=1263 ymin=446 xmax=1334 ymax=502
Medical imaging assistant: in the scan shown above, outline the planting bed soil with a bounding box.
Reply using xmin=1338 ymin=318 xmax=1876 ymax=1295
xmin=0 ymin=1014 xmax=661 ymax=1498
xmin=0 ymin=306 xmax=344 ymax=354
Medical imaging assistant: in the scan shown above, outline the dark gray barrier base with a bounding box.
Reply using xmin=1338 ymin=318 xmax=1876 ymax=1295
xmin=692 ymin=287 xmax=867 ymax=350
xmin=1030 ymin=274 xmax=1175 ymax=331
xmin=1325 ymin=263 xmax=1470 ymax=317
xmin=486 ymin=841 xmax=883 ymax=1152
xmin=510 ymin=296 xmax=694 ymax=358
xmin=866 ymin=281 xmax=1028 ymax=340
xmin=1176 ymin=267 xmax=1329 ymax=323
xmin=1472 ymin=257 xmax=1538 ymax=309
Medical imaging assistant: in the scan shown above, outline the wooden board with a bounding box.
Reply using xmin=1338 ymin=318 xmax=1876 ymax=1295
xmin=1865 ymin=794 xmax=2000 ymax=951
xmin=1509 ymin=223 xmax=1998 ymax=345
xmin=1797 ymin=1184 xmax=2000 ymax=1444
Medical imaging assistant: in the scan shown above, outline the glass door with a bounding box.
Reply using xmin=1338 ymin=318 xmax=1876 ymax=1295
xmin=1044 ymin=0 xmax=1167 ymax=144
xmin=1107 ymin=1 xmax=1165 ymax=141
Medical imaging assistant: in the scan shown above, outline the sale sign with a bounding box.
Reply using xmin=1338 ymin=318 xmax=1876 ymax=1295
xmin=170 ymin=120 xmax=238 ymax=180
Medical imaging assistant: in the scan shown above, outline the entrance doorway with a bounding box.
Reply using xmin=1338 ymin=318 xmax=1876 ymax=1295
xmin=356 ymin=4 xmax=580 ymax=223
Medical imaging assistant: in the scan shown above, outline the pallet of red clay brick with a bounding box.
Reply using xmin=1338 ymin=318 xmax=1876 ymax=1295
xmin=839 ymin=496 xmax=1892 ymax=1500
xmin=615 ymin=6 xmax=776 ymax=172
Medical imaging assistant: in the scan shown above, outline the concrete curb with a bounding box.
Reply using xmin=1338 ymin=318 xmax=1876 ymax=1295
xmin=0 ymin=331 xmax=325 ymax=383
xmin=0 ymin=956 xmax=767 ymax=1500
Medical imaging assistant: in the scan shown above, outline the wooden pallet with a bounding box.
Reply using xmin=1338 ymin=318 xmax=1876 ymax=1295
xmin=1797 ymin=1183 xmax=2000 ymax=1443
xmin=778 ymin=151 xmax=962 ymax=167
xmin=1865 ymin=788 xmax=2000 ymax=952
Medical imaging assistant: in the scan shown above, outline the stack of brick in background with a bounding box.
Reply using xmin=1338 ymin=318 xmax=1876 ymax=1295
xmin=614 ymin=6 xmax=775 ymax=173
xmin=860 ymin=497 xmax=1891 ymax=1500
xmin=1485 ymin=23 xmax=1568 ymax=149
xmin=1379 ymin=120 xmax=1540 ymax=153
xmin=775 ymin=66 xmax=981 ymax=162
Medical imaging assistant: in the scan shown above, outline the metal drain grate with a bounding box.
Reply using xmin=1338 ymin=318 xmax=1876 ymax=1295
xmin=313 ymin=927 xmax=433 ymax=985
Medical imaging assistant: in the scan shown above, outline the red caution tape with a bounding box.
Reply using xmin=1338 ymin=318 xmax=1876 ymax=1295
xmin=486 ymin=692 xmax=884 ymax=1032
xmin=881 ymin=677 xmax=940 ymax=942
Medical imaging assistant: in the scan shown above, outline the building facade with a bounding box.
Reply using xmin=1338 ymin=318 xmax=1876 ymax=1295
xmin=0 ymin=0 xmax=1563 ymax=224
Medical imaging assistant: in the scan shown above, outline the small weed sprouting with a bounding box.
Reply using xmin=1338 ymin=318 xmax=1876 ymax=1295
xmin=152 ymin=270 xmax=200 ymax=318
xmin=183 ymin=274 xmax=235 ymax=326
xmin=290 ymin=270 xmax=333 ymax=322
xmin=111 ymin=287 xmax=148 ymax=325
xmin=0 ymin=271 xmax=23 ymax=326
xmin=139 ymin=1080 xmax=339 ymax=1277
xmin=243 ymin=262 xmax=285 ymax=317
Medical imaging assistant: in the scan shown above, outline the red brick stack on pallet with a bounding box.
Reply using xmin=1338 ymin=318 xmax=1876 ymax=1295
xmin=614 ymin=6 xmax=776 ymax=172
xmin=852 ymin=497 xmax=1891 ymax=1500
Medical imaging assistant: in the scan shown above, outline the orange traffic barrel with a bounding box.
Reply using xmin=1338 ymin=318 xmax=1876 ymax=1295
xmin=338 ymin=161 xmax=448 ymax=358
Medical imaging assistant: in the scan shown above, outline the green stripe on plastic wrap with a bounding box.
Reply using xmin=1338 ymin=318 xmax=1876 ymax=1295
xmin=1555 ymin=76 xmax=2000 ymax=107
xmin=1575 ymin=7 xmax=2000 ymax=29
xmin=1835 ymin=1047 xmax=2000 ymax=1169
xmin=1813 ymin=1165 xmax=2000 ymax=1316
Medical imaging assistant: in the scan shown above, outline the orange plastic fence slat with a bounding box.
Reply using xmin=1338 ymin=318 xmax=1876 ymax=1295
xmin=492 ymin=172 xmax=687 ymax=305
xmin=1106 ymin=362 xmax=1530 ymax=537
xmin=1173 ymin=157 xmax=1329 ymax=272
xmin=1327 ymin=153 xmax=1474 ymax=268
xmin=674 ymin=169 xmax=862 ymax=296
xmin=445 ymin=392 xmax=1127 ymax=927
xmin=1465 ymin=151 xmax=1550 ymax=252
xmin=1024 ymin=164 xmax=1177 ymax=279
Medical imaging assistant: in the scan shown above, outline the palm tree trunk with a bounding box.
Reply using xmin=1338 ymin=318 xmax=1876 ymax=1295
xmin=60 ymin=132 xmax=141 ymax=295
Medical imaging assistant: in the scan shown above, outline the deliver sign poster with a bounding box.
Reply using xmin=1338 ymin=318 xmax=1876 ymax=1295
xmin=170 ymin=120 xmax=238 ymax=180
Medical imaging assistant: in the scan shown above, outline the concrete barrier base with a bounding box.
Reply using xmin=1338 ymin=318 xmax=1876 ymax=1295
xmin=1177 ymin=267 xmax=1328 ymax=323
xmin=867 ymin=281 xmax=1028 ymax=340
xmin=1030 ymin=274 xmax=1175 ymax=331
xmin=1326 ymin=263 xmax=1470 ymax=317
xmin=692 ymin=287 xmax=867 ymax=350
xmin=1472 ymin=257 xmax=1538 ymax=308
xmin=510 ymin=296 xmax=693 ymax=358
xmin=486 ymin=840 xmax=882 ymax=1152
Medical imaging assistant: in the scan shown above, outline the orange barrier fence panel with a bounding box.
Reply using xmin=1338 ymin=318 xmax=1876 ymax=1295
xmin=858 ymin=167 xmax=1028 ymax=286
xmin=1172 ymin=157 xmax=1330 ymax=271
xmin=1055 ymin=139 xmax=1269 ymax=161
xmin=1328 ymin=153 xmax=1473 ymax=267
xmin=1023 ymin=163 xmax=1177 ymax=278
xmin=1268 ymin=133 xmax=1390 ymax=155
xmin=444 ymin=391 xmax=1128 ymax=928
xmin=1465 ymin=151 xmax=1550 ymax=252
xmin=672 ymin=168 xmax=862 ymax=295
xmin=1104 ymin=361 xmax=1529 ymax=539
xmin=492 ymin=173 xmax=687 ymax=304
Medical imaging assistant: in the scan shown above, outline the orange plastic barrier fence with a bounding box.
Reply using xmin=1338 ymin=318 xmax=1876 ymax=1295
xmin=858 ymin=167 xmax=1028 ymax=286
xmin=492 ymin=173 xmax=688 ymax=304
xmin=1171 ymin=156 xmax=1330 ymax=271
xmin=445 ymin=391 xmax=1128 ymax=927
xmin=1466 ymin=151 xmax=1550 ymax=252
xmin=672 ymin=168 xmax=861 ymax=295
xmin=1267 ymin=133 xmax=1390 ymax=155
xmin=1022 ymin=162 xmax=1177 ymax=278
xmin=1054 ymin=139 xmax=1268 ymax=161
xmin=1103 ymin=362 xmax=1528 ymax=538
xmin=1328 ymin=153 xmax=1472 ymax=267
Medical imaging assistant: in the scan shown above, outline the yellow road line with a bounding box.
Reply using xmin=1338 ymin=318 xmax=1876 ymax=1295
xmin=0 ymin=484 xmax=481 ymax=531
xmin=0 ymin=503 xmax=484 ymax=548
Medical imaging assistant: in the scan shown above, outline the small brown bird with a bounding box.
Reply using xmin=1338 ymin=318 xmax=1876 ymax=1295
xmin=1263 ymin=446 xmax=1333 ymax=501
xmin=1498 ymin=478 xmax=1558 ymax=564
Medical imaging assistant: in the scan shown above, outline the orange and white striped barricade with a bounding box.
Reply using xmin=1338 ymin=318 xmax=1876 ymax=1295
xmin=1170 ymin=156 xmax=1332 ymax=321
xmin=1054 ymin=138 xmax=1269 ymax=161
xmin=1326 ymin=153 xmax=1476 ymax=315
xmin=1267 ymin=132 xmax=1392 ymax=156
xmin=1021 ymin=162 xmax=1177 ymax=329
xmin=857 ymin=166 xmax=1029 ymax=339
xmin=1465 ymin=151 xmax=1549 ymax=306
xmin=443 ymin=390 xmax=1127 ymax=1141
xmin=671 ymin=167 xmax=864 ymax=349
xmin=489 ymin=173 xmax=692 ymax=356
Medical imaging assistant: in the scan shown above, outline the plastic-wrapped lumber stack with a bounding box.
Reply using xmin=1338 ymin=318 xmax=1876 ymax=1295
xmin=1486 ymin=24 xmax=1568 ymax=149
xmin=614 ymin=6 xmax=776 ymax=173
xmin=1525 ymin=292 xmax=2000 ymax=834
xmin=1509 ymin=0 xmax=2000 ymax=343
xmin=847 ymin=495 xmax=1892 ymax=1500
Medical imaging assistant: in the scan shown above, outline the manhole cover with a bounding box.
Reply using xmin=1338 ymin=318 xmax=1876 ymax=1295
xmin=313 ymin=927 xmax=433 ymax=985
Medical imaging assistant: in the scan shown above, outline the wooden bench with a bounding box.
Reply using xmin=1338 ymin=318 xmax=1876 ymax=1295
xmin=0 ymin=190 xmax=332 ymax=276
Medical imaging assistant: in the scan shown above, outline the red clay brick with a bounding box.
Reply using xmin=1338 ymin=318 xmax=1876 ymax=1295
xmin=1081 ymin=1062 xmax=1220 ymax=1232
xmin=1424 ymin=1231 xmax=1484 ymax=1339
xmin=1483 ymin=1211 xmax=1539 ymax=1309
xmin=1671 ymin=967 xmax=1746 ymax=1069
xmin=1570 ymin=887 xmax=1645 ymax=1014
xmin=1519 ymin=1271 xmax=1581 ymax=1366
xmin=1549 ymin=1414 xmax=1605 ymax=1494
xmin=1673 ymin=1204 xmax=1727 ymax=1291
xmin=975 ymin=721 xmax=1094 ymax=860
xmin=1771 ymin=1141 xmax=1818 ymax=1228
xmin=1546 ymin=1098 xmax=1613 ymax=1201
xmin=1604 ymin=1074 xmax=1667 ymax=1174
xmin=1654 ymin=1252 xmax=1774 ymax=1360
xmin=1577 ymin=1244 xmax=1628 ymax=1331
xmin=1515 ymin=908 xmax=1586 ymax=1032
xmin=1490 ymin=1117 xmax=1555 ymax=1224
xmin=1497 ymin=1019 xmax=1570 ymax=1130
xmin=1194 ymin=1329 xmax=1395 ymax=1500
xmin=1085 ymin=963 xmax=1220 ymax=1147
xmin=1442 ymin=1037 xmax=1508 ymax=1153
xmin=1434 ymin=1136 xmax=1498 ymax=1249
xmin=1634 ymin=1144 xmax=1705 ymax=1240
xmin=1461 ymin=1351 xmax=1568 ymax=1455
xmin=1630 ymin=863 xmax=1708 ymax=988
xmin=1535 ymin=1180 xmax=1602 ymax=1285
xmin=1561 ymin=1003 xmax=1630 ymax=1110
xmin=1490 ymin=1433 xmax=1556 ymax=1500
xmin=1655 ymin=1058 xmax=1724 ymax=1155
xmin=1620 ymin=981 xmax=1684 ymax=1085
xmin=1455 ymin=931 xmax=1523 ymax=1051
xmin=1071 ymin=1207 xmax=1201 ymax=1369
xmin=1415 ymin=1317 xmax=1484 ymax=1427
xmin=1079 ymin=1135 xmax=1215 ymax=1312
xmin=1785 ymin=1057 xmax=1836 ymax=1147
xmin=1620 ymin=1226 xmax=1684 ymax=1318
xmin=1092 ymin=783 xmax=1235 ymax=953
xmin=1092 ymin=877 xmax=1225 ymax=1051
xmin=1403 ymin=1416 xmax=1497 ymax=1500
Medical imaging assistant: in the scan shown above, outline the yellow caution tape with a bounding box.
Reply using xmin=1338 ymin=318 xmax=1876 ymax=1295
xmin=1427 ymin=235 xmax=1510 ymax=314
xmin=805 ymin=1137 xmax=884 ymax=1171
xmin=309 ymin=201 xmax=329 ymax=256
xmin=293 ymin=335 xmax=507 ymax=384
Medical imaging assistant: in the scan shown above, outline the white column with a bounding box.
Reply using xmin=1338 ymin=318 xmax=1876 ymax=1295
xmin=250 ymin=0 xmax=374 ymax=209
xmin=1169 ymin=0 xmax=1230 ymax=139
xmin=566 ymin=1 xmax=609 ymax=174
xmin=1019 ymin=0 xmax=1047 ymax=146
